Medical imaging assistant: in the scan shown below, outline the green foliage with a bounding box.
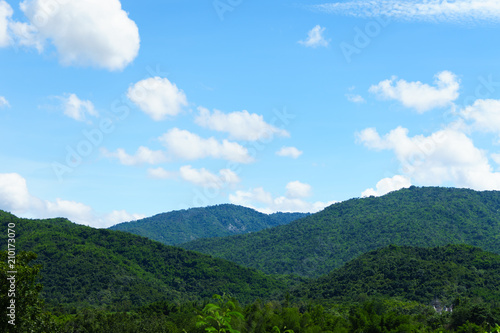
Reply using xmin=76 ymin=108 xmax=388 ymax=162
xmin=485 ymin=324 xmax=500 ymax=333
xmin=195 ymin=294 xmax=244 ymax=333
xmin=292 ymin=244 xmax=500 ymax=305
xmin=109 ymin=204 xmax=308 ymax=246
xmin=0 ymin=211 xmax=286 ymax=311
xmin=0 ymin=251 xmax=58 ymax=332
xmin=3 ymin=188 xmax=500 ymax=332
xmin=181 ymin=187 xmax=500 ymax=278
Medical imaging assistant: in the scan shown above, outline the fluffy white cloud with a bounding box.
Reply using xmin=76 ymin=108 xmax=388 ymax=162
xmin=313 ymin=0 xmax=500 ymax=23
xmin=0 ymin=96 xmax=9 ymax=108
xmin=298 ymin=25 xmax=329 ymax=48
xmin=159 ymin=128 xmax=254 ymax=163
xmin=229 ymin=182 xmax=335 ymax=214
xmin=195 ymin=107 xmax=289 ymax=141
xmin=0 ymin=173 xmax=34 ymax=212
xmin=461 ymin=99 xmax=500 ymax=134
xmin=357 ymin=126 xmax=500 ymax=190
xmin=147 ymin=165 xmax=240 ymax=188
xmin=0 ymin=173 xmax=143 ymax=227
xmin=0 ymin=0 xmax=12 ymax=47
xmin=276 ymin=146 xmax=303 ymax=159
xmin=369 ymin=71 xmax=459 ymax=113
xmin=101 ymin=146 xmax=166 ymax=166
xmin=147 ymin=167 xmax=174 ymax=179
xmin=18 ymin=0 xmax=139 ymax=70
xmin=58 ymin=93 xmax=98 ymax=122
xmin=9 ymin=21 xmax=43 ymax=51
xmin=361 ymin=175 xmax=412 ymax=197
xmin=44 ymin=197 xmax=94 ymax=221
xmin=179 ymin=165 xmax=240 ymax=188
xmin=104 ymin=210 xmax=145 ymax=226
xmin=285 ymin=180 xmax=312 ymax=198
xmin=128 ymin=77 xmax=188 ymax=121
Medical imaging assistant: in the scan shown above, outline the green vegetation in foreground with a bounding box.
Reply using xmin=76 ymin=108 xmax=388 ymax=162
xmin=109 ymin=204 xmax=309 ymax=246
xmin=5 ymin=288 xmax=500 ymax=332
xmin=181 ymin=187 xmax=500 ymax=278
xmin=0 ymin=210 xmax=288 ymax=311
xmin=292 ymin=244 xmax=500 ymax=305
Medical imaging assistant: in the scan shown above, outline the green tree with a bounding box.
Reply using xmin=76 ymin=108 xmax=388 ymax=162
xmin=0 ymin=251 xmax=56 ymax=332
xmin=195 ymin=294 xmax=244 ymax=333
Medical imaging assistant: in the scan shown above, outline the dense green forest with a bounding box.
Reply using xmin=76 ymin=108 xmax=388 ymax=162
xmin=109 ymin=204 xmax=308 ymax=246
xmin=2 ymin=187 xmax=500 ymax=332
xmin=292 ymin=244 xmax=500 ymax=305
xmin=0 ymin=210 xmax=288 ymax=312
xmin=181 ymin=187 xmax=500 ymax=278
xmin=2 ymin=244 xmax=500 ymax=332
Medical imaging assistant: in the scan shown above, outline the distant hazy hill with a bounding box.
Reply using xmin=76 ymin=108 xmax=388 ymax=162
xmin=109 ymin=204 xmax=309 ymax=245
xmin=292 ymin=244 xmax=500 ymax=304
xmin=0 ymin=210 xmax=286 ymax=310
xmin=181 ymin=187 xmax=500 ymax=278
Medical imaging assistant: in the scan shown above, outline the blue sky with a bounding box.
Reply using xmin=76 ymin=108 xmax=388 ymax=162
xmin=1 ymin=0 xmax=500 ymax=227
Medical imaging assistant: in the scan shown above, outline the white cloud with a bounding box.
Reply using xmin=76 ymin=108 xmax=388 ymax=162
xmin=346 ymin=93 xmax=366 ymax=103
xmin=147 ymin=165 xmax=240 ymax=188
xmin=0 ymin=173 xmax=33 ymax=212
xmin=18 ymin=0 xmax=139 ymax=70
xmin=369 ymin=71 xmax=460 ymax=113
xmin=127 ymin=77 xmax=188 ymax=121
xmin=285 ymin=180 xmax=312 ymax=198
xmin=0 ymin=96 xmax=9 ymax=108
xmin=229 ymin=187 xmax=273 ymax=206
xmin=0 ymin=173 xmax=143 ymax=228
xmin=9 ymin=21 xmax=43 ymax=51
xmin=179 ymin=165 xmax=240 ymax=188
xmin=159 ymin=128 xmax=254 ymax=163
xmin=58 ymin=93 xmax=98 ymax=122
xmin=361 ymin=175 xmax=412 ymax=197
xmin=357 ymin=126 xmax=500 ymax=190
xmin=195 ymin=107 xmax=289 ymax=141
xmin=104 ymin=210 xmax=144 ymax=225
xmin=461 ymin=99 xmax=500 ymax=134
xmin=229 ymin=182 xmax=335 ymax=214
xmin=101 ymin=146 xmax=166 ymax=166
xmin=312 ymin=0 xmax=500 ymax=23
xmin=0 ymin=0 xmax=12 ymax=47
xmin=491 ymin=153 xmax=500 ymax=167
xmin=276 ymin=146 xmax=303 ymax=159
xmin=147 ymin=167 xmax=174 ymax=179
xmin=298 ymin=25 xmax=329 ymax=48
xmin=44 ymin=197 xmax=94 ymax=222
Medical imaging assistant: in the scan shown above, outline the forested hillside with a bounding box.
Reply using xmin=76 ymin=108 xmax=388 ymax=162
xmin=109 ymin=204 xmax=309 ymax=245
xmin=292 ymin=244 xmax=500 ymax=304
xmin=0 ymin=210 xmax=287 ymax=311
xmin=181 ymin=187 xmax=500 ymax=278
xmin=3 ymin=187 xmax=500 ymax=332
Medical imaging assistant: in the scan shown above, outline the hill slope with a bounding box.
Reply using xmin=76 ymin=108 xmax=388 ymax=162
xmin=292 ymin=244 xmax=500 ymax=304
xmin=109 ymin=204 xmax=309 ymax=246
xmin=0 ymin=210 xmax=286 ymax=310
xmin=181 ymin=187 xmax=500 ymax=278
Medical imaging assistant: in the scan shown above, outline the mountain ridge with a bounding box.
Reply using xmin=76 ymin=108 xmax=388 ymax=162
xmin=0 ymin=210 xmax=288 ymax=310
xmin=181 ymin=186 xmax=500 ymax=278
xmin=109 ymin=203 xmax=309 ymax=246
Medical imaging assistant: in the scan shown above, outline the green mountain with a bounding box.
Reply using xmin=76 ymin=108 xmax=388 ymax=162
xmin=109 ymin=204 xmax=309 ymax=246
xmin=292 ymin=244 xmax=500 ymax=305
xmin=0 ymin=210 xmax=286 ymax=310
xmin=181 ymin=187 xmax=500 ymax=278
